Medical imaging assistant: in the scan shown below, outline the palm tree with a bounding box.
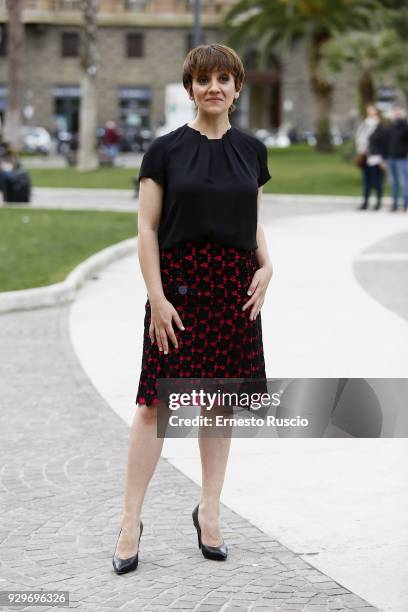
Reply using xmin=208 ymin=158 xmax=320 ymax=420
xmin=379 ymin=0 xmax=408 ymax=104
xmin=318 ymin=29 xmax=404 ymax=118
xmin=3 ymin=0 xmax=24 ymax=157
xmin=394 ymin=60 xmax=408 ymax=107
xmin=77 ymin=0 xmax=99 ymax=171
xmin=223 ymin=0 xmax=379 ymax=151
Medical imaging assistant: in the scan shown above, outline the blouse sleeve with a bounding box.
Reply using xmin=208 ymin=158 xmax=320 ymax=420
xmin=137 ymin=136 xmax=167 ymax=187
xmin=257 ymin=140 xmax=272 ymax=187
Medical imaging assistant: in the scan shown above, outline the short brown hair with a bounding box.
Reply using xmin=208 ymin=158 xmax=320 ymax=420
xmin=182 ymin=44 xmax=245 ymax=114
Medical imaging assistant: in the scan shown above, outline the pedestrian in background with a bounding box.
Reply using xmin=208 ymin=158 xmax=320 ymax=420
xmin=385 ymin=104 xmax=408 ymax=212
xmin=103 ymin=120 xmax=120 ymax=165
xmin=355 ymin=105 xmax=388 ymax=211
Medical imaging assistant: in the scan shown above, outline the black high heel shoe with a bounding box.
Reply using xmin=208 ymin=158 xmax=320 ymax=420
xmin=192 ymin=504 xmax=228 ymax=561
xmin=112 ymin=520 xmax=143 ymax=575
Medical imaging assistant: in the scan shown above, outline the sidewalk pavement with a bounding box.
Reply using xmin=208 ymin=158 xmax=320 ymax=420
xmin=0 ymin=186 xmax=395 ymax=214
xmin=21 ymin=153 xmax=143 ymax=169
xmin=1 ymin=193 xmax=407 ymax=611
xmin=0 ymin=302 xmax=379 ymax=612
xmin=1 ymin=187 xmax=138 ymax=212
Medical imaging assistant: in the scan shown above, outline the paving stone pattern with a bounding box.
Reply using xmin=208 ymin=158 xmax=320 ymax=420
xmin=0 ymin=304 xmax=379 ymax=612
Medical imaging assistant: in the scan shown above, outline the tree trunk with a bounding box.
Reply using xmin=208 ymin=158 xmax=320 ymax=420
xmin=3 ymin=0 xmax=24 ymax=157
xmin=77 ymin=0 xmax=99 ymax=171
xmin=358 ymin=71 xmax=375 ymax=118
xmin=308 ymin=32 xmax=334 ymax=153
xmin=78 ymin=72 xmax=98 ymax=171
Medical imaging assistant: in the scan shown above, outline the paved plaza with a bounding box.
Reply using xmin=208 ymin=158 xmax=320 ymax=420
xmin=0 ymin=304 xmax=380 ymax=612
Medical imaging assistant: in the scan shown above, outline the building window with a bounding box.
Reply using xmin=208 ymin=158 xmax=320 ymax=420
xmin=53 ymin=85 xmax=81 ymax=134
xmin=0 ymin=24 xmax=7 ymax=57
xmin=61 ymin=31 xmax=80 ymax=58
xmin=126 ymin=32 xmax=143 ymax=58
xmin=118 ymin=86 xmax=151 ymax=133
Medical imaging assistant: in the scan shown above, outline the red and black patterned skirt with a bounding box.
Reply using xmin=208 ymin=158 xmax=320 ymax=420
xmin=135 ymin=241 xmax=267 ymax=407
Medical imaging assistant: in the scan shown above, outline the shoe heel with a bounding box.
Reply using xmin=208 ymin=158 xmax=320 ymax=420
xmin=192 ymin=505 xmax=202 ymax=549
xmin=192 ymin=504 xmax=228 ymax=561
xmin=112 ymin=519 xmax=143 ymax=575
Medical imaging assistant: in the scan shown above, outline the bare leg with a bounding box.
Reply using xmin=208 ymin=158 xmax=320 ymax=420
xmin=115 ymin=404 xmax=164 ymax=558
xmin=197 ymin=407 xmax=232 ymax=546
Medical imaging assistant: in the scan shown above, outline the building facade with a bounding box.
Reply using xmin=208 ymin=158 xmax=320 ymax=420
xmin=0 ymin=0 xmax=365 ymax=138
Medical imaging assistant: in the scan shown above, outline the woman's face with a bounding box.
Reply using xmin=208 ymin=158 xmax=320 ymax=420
xmin=366 ymin=105 xmax=378 ymax=119
xmin=189 ymin=69 xmax=238 ymax=115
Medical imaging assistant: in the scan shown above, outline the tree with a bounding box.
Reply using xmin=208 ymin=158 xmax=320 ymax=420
xmin=394 ymin=57 xmax=408 ymax=106
xmin=3 ymin=0 xmax=24 ymax=156
xmin=379 ymin=0 xmax=408 ymax=104
xmin=318 ymin=29 xmax=403 ymax=118
xmin=223 ymin=0 xmax=379 ymax=152
xmin=77 ymin=0 xmax=99 ymax=171
xmin=319 ymin=1 xmax=408 ymax=113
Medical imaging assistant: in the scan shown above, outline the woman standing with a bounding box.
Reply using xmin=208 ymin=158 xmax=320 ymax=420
xmin=355 ymin=105 xmax=389 ymax=211
xmin=386 ymin=104 xmax=408 ymax=212
xmin=112 ymin=44 xmax=273 ymax=574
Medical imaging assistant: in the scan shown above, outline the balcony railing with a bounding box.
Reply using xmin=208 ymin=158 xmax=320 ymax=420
xmin=0 ymin=0 xmax=235 ymax=15
xmin=0 ymin=1 xmax=146 ymax=11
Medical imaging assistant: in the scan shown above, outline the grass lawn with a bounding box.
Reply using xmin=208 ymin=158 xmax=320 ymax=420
xmin=266 ymin=144 xmax=367 ymax=195
xmin=28 ymin=144 xmax=385 ymax=196
xmin=0 ymin=208 xmax=137 ymax=292
xmin=29 ymin=166 xmax=137 ymax=190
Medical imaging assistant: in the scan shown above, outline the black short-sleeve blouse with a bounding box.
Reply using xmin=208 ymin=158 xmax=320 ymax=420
xmin=137 ymin=122 xmax=271 ymax=250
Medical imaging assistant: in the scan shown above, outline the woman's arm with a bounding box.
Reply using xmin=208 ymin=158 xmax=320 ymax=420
xmin=242 ymin=186 xmax=273 ymax=321
xmin=138 ymin=177 xmax=184 ymax=353
xmin=255 ymin=186 xmax=273 ymax=273
xmin=255 ymin=224 xmax=273 ymax=273
xmin=137 ymin=177 xmax=166 ymax=302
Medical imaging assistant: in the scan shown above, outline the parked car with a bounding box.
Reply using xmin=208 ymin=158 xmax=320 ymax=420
xmin=254 ymin=128 xmax=291 ymax=148
xmin=95 ymin=124 xmax=152 ymax=153
xmin=55 ymin=130 xmax=74 ymax=154
xmin=118 ymin=125 xmax=153 ymax=153
xmin=21 ymin=126 xmax=52 ymax=154
xmin=291 ymin=127 xmax=346 ymax=146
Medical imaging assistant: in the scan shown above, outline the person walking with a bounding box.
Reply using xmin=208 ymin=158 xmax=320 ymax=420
xmin=112 ymin=44 xmax=273 ymax=574
xmin=103 ymin=120 xmax=120 ymax=165
xmin=385 ymin=104 xmax=408 ymax=212
xmin=355 ymin=105 xmax=388 ymax=211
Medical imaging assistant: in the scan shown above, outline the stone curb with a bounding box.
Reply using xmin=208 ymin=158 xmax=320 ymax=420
xmin=0 ymin=237 xmax=137 ymax=315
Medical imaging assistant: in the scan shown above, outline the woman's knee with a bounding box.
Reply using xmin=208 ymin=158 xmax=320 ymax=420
xmin=137 ymin=403 xmax=158 ymax=421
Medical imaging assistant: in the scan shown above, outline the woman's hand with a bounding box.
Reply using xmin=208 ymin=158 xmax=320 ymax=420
xmin=242 ymin=264 xmax=273 ymax=321
xmin=149 ymin=296 xmax=185 ymax=354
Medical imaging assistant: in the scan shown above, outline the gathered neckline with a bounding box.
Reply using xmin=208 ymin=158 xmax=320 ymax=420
xmin=185 ymin=123 xmax=233 ymax=141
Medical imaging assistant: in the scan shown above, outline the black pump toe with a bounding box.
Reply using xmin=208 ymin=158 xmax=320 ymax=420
xmin=112 ymin=520 xmax=143 ymax=575
xmin=192 ymin=504 xmax=228 ymax=561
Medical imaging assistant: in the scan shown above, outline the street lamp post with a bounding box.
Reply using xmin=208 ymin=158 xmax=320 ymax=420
xmin=191 ymin=0 xmax=202 ymax=47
